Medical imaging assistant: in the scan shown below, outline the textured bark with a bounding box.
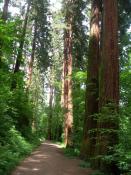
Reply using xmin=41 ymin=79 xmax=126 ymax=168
xmin=27 ymin=20 xmax=37 ymax=90
xmin=99 ymin=0 xmax=119 ymax=109
xmin=95 ymin=0 xmax=119 ymax=171
xmin=63 ymin=4 xmax=73 ymax=147
xmin=81 ymin=0 xmax=100 ymax=159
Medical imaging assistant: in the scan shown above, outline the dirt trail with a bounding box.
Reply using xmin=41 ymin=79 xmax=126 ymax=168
xmin=11 ymin=141 xmax=93 ymax=175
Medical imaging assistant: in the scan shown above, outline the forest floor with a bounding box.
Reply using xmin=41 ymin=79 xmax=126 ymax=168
xmin=11 ymin=141 xmax=93 ymax=175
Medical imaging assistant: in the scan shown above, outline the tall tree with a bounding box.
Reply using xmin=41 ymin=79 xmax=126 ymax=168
xmin=95 ymin=0 xmax=119 ymax=171
xmin=81 ymin=0 xmax=101 ymax=159
xmin=11 ymin=1 xmax=31 ymax=89
xmin=33 ymin=0 xmax=51 ymax=72
xmin=63 ymin=0 xmax=73 ymax=147
xmin=14 ymin=1 xmax=31 ymax=74
xmin=27 ymin=19 xmax=37 ymax=90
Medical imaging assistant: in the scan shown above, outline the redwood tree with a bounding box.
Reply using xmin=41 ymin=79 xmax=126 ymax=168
xmin=95 ymin=0 xmax=119 ymax=171
xmin=63 ymin=0 xmax=73 ymax=147
xmin=81 ymin=0 xmax=101 ymax=159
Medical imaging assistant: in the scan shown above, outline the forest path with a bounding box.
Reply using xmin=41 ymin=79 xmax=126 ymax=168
xmin=11 ymin=141 xmax=93 ymax=175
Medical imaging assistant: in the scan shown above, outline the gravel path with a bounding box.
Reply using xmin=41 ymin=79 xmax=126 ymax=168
xmin=11 ymin=141 xmax=93 ymax=175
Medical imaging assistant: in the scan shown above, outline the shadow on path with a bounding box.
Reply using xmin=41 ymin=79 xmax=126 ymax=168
xmin=11 ymin=141 xmax=93 ymax=175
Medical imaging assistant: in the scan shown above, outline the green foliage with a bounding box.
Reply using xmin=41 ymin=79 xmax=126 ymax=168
xmin=12 ymin=88 xmax=33 ymax=138
xmin=113 ymin=144 xmax=131 ymax=173
xmin=73 ymin=70 xmax=87 ymax=83
xmin=120 ymin=107 xmax=131 ymax=150
xmin=119 ymin=25 xmax=131 ymax=173
xmin=8 ymin=127 xmax=32 ymax=154
xmin=0 ymin=69 xmax=43 ymax=174
xmin=0 ymin=127 xmax=33 ymax=175
xmin=51 ymin=105 xmax=63 ymax=141
xmin=0 ymin=19 xmax=21 ymax=66
xmin=32 ymin=0 xmax=52 ymax=70
xmin=79 ymin=161 xmax=91 ymax=168
xmin=0 ymin=14 xmax=45 ymax=174
xmin=0 ymin=71 xmax=13 ymax=144
xmin=72 ymin=70 xmax=86 ymax=148
xmin=63 ymin=147 xmax=80 ymax=158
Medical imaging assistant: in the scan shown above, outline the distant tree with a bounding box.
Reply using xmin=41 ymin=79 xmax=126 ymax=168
xmin=63 ymin=0 xmax=73 ymax=147
xmin=27 ymin=19 xmax=37 ymax=90
xmin=33 ymin=0 xmax=52 ymax=71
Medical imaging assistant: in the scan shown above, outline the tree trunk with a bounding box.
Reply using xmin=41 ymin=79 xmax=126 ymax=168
xmin=95 ymin=0 xmax=119 ymax=171
xmin=63 ymin=6 xmax=73 ymax=147
xmin=12 ymin=2 xmax=30 ymax=89
xmin=14 ymin=2 xmax=30 ymax=74
xmin=27 ymin=19 xmax=37 ymax=90
xmin=48 ymin=82 xmax=54 ymax=140
xmin=1 ymin=0 xmax=10 ymax=21
xmin=81 ymin=0 xmax=100 ymax=159
xmin=61 ymin=61 xmax=64 ymax=108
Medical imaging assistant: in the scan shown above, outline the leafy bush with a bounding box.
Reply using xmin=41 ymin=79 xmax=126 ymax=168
xmin=0 ymin=127 xmax=33 ymax=175
xmin=63 ymin=147 xmax=80 ymax=158
xmin=112 ymin=144 xmax=131 ymax=173
xmin=79 ymin=161 xmax=91 ymax=168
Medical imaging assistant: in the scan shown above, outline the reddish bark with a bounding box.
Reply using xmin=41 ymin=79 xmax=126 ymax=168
xmin=81 ymin=0 xmax=100 ymax=159
xmin=95 ymin=0 xmax=119 ymax=170
xmin=61 ymin=62 xmax=64 ymax=108
xmin=99 ymin=0 xmax=119 ymax=107
xmin=63 ymin=10 xmax=73 ymax=147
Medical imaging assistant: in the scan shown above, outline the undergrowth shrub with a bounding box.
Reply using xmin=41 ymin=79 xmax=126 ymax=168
xmin=0 ymin=127 xmax=33 ymax=175
xmin=63 ymin=147 xmax=80 ymax=158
